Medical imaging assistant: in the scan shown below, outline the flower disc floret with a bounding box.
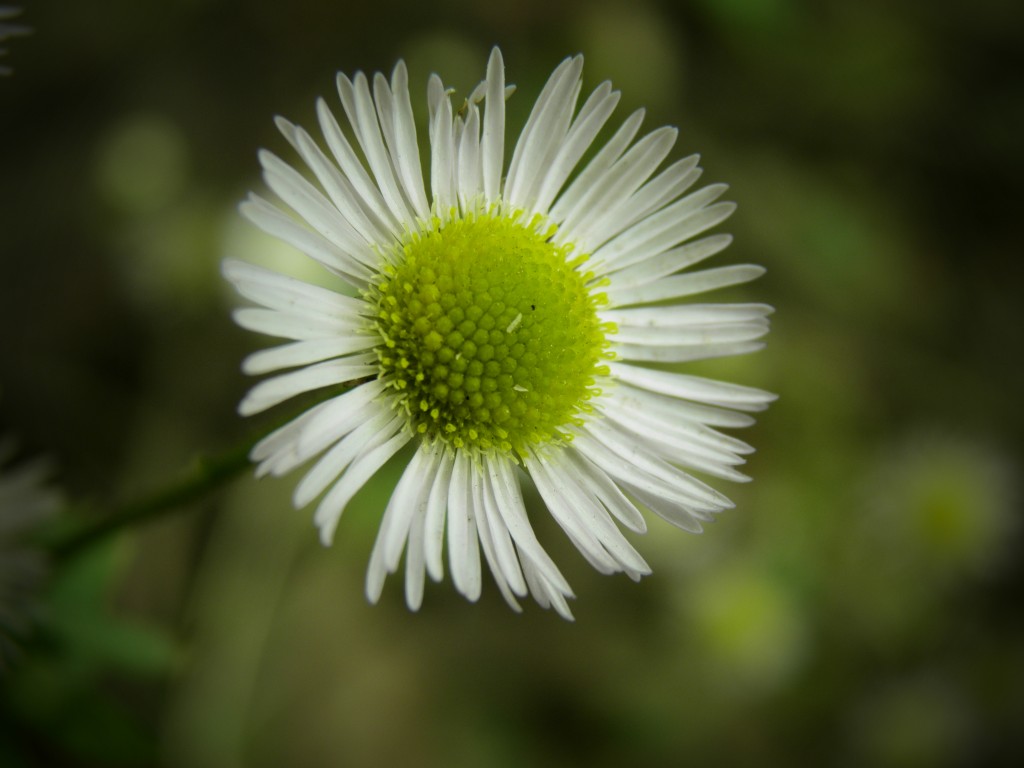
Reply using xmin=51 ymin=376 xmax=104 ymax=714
xmin=370 ymin=210 xmax=613 ymax=456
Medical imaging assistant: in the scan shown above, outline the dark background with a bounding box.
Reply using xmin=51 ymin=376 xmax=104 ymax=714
xmin=1 ymin=0 xmax=1022 ymax=765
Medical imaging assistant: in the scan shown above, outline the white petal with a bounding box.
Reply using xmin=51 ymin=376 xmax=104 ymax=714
xmin=314 ymin=420 xmax=411 ymax=544
xmin=580 ymin=155 xmax=703 ymax=252
xmin=279 ymin=120 xmax=391 ymax=248
xmin=608 ymin=264 xmax=766 ymax=307
xmin=550 ymin=109 xmax=645 ymax=222
xmin=519 ymin=553 xmax=575 ymax=620
xmin=241 ymin=336 xmax=377 ymax=375
xmin=336 ymin=71 xmax=416 ymax=226
xmin=481 ymin=460 xmax=528 ymax=596
xmin=383 ymin=61 xmax=431 ymax=218
xmin=385 ymin=444 xmax=440 ymax=573
xmin=558 ymin=126 xmax=678 ymax=251
xmin=384 ymin=444 xmax=442 ymax=570
xmin=231 ymin=307 xmax=367 ymax=341
xmin=239 ymin=354 xmax=376 ymax=416
xmin=527 ymin=452 xmax=619 ymax=575
xmin=239 ymin=195 xmax=372 ymax=285
xmin=604 ymin=302 xmax=774 ymax=327
xmin=622 ymin=481 xmax=707 ymax=533
xmin=368 ymin=76 xmax=425 ymax=223
xmin=600 ymin=405 xmax=751 ymax=482
xmin=365 ymin=442 xmax=439 ymax=605
xmin=593 ymin=199 xmax=735 ymax=274
xmin=293 ymin=379 xmax=388 ymax=466
xmin=428 ymin=77 xmax=457 ymax=213
xmin=259 ymin=149 xmax=372 ymax=261
xmin=609 ymin=362 xmax=777 ymax=411
xmin=614 ymin=339 xmax=766 ymax=363
xmin=508 ymin=72 xmax=583 ymax=213
xmin=423 ymin=446 xmax=454 ymax=582
xmin=316 ymin=98 xmax=402 ymax=236
xmin=608 ymin=387 xmax=756 ymax=455
xmin=447 ymin=450 xmax=482 ymax=601
xmin=664 ymin=400 xmax=758 ymax=429
xmin=296 ymin=405 xmax=399 ymax=507
xmin=621 ymin=462 xmax=718 ymax=522
xmin=426 ymin=73 xmax=448 ymax=123
xmin=610 ymin=320 xmax=769 ymax=348
xmin=602 ymin=233 xmax=733 ymax=290
xmin=404 ymin=496 xmax=429 ymax=611
xmin=231 ymin=302 xmax=361 ymax=339
xmin=543 ymin=451 xmax=651 ymax=578
xmin=593 ymin=183 xmax=730 ymax=267
xmin=473 ymin=468 xmax=524 ymax=611
xmin=223 ymin=259 xmax=366 ymax=320
xmin=528 ymin=449 xmax=650 ymax=578
xmin=249 ymin=397 xmax=337 ymax=473
xmin=574 ymin=423 xmax=731 ymax=511
xmin=456 ymin=104 xmax=482 ymax=209
xmin=562 ymin=448 xmax=647 ymax=533
xmin=480 ymin=47 xmax=506 ymax=204
xmin=531 ymin=81 xmax=621 ymax=215
xmin=505 ymin=55 xmax=583 ymax=209
xmin=488 ymin=458 xmax=574 ymax=596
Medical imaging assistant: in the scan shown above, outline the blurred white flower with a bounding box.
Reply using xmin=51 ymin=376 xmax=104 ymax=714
xmin=0 ymin=6 xmax=29 ymax=76
xmin=226 ymin=48 xmax=774 ymax=619
xmin=0 ymin=437 xmax=59 ymax=668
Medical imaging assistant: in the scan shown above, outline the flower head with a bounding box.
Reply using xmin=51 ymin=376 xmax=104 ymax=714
xmin=225 ymin=49 xmax=774 ymax=619
xmin=1 ymin=438 xmax=59 ymax=668
xmin=0 ymin=6 xmax=29 ymax=76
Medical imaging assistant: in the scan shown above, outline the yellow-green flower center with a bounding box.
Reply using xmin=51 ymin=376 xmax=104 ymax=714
xmin=371 ymin=210 xmax=613 ymax=457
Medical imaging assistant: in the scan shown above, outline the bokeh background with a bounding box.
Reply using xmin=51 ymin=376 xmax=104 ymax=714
xmin=2 ymin=0 xmax=1023 ymax=765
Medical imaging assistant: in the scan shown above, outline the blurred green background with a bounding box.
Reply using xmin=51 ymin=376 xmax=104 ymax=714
xmin=2 ymin=0 xmax=1023 ymax=765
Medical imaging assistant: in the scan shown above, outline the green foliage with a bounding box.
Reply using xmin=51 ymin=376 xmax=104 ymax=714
xmin=1 ymin=0 xmax=1021 ymax=765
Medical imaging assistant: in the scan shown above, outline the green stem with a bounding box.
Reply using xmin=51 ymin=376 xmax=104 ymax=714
xmin=44 ymin=388 xmax=353 ymax=561
xmin=49 ymin=439 xmax=253 ymax=561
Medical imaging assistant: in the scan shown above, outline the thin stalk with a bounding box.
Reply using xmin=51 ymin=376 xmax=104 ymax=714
xmin=49 ymin=438 xmax=253 ymax=561
xmin=46 ymin=387 xmax=352 ymax=561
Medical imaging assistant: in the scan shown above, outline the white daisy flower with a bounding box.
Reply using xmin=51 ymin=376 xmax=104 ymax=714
xmin=224 ymin=48 xmax=775 ymax=619
xmin=1 ymin=438 xmax=59 ymax=668
xmin=0 ymin=6 xmax=29 ymax=76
